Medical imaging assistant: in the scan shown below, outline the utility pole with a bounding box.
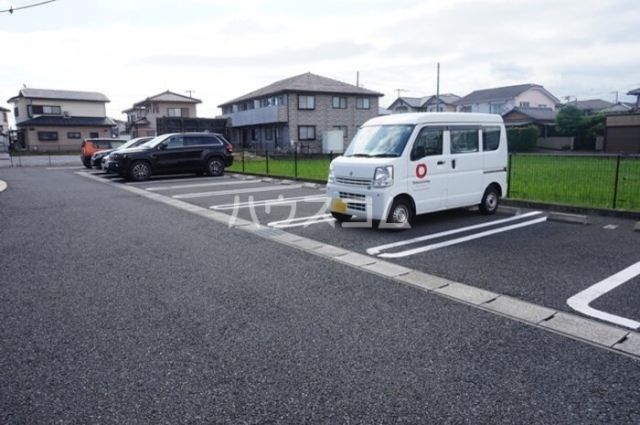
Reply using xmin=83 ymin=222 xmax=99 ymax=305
xmin=611 ymin=91 xmax=619 ymax=103
xmin=186 ymin=90 xmax=195 ymax=98
xmin=356 ymin=71 xmax=360 ymax=88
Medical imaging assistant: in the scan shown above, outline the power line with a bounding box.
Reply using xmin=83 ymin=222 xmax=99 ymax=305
xmin=1 ymin=0 xmax=57 ymax=14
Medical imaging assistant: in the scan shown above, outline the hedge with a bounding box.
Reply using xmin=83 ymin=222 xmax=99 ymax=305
xmin=507 ymin=125 xmax=538 ymax=152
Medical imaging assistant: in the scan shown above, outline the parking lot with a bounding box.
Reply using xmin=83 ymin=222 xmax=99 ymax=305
xmin=81 ymin=168 xmax=640 ymax=341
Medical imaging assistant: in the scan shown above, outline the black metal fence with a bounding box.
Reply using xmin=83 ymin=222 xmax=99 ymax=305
xmin=228 ymin=149 xmax=336 ymax=181
xmin=508 ymin=153 xmax=640 ymax=211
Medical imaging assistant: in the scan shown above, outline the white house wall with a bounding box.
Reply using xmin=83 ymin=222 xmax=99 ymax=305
xmin=13 ymin=98 xmax=107 ymax=124
xmin=514 ymin=88 xmax=558 ymax=110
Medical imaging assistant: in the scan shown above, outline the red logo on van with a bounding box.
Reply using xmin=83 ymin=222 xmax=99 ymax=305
xmin=416 ymin=163 xmax=427 ymax=179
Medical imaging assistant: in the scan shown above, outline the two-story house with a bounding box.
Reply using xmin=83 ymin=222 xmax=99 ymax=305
xmin=456 ymin=84 xmax=560 ymax=114
xmin=7 ymin=88 xmax=113 ymax=151
xmin=387 ymin=94 xmax=460 ymax=113
xmin=0 ymin=106 xmax=9 ymax=147
xmin=123 ymin=90 xmax=201 ymax=138
xmin=219 ymin=72 xmax=383 ymax=152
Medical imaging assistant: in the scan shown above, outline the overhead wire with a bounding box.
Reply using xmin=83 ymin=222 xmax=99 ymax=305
xmin=0 ymin=0 xmax=57 ymax=14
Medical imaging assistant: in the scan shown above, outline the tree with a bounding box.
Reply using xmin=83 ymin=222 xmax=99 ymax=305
xmin=555 ymin=105 xmax=584 ymax=136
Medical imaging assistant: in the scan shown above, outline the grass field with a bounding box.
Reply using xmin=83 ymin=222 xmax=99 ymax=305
xmin=228 ymin=153 xmax=640 ymax=211
xmin=228 ymin=155 xmax=332 ymax=181
xmin=509 ymin=155 xmax=640 ymax=211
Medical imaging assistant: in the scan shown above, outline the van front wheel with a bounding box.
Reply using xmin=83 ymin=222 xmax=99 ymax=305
xmin=386 ymin=198 xmax=414 ymax=228
xmin=479 ymin=186 xmax=499 ymax=215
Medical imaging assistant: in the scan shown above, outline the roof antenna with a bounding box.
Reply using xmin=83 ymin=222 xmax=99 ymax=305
xmin=186 ymin=90 xmax=195 ymax=98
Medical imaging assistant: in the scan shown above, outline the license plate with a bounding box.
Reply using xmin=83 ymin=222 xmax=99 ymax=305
xmin=330 ymin=198 xmax=347 ymax=213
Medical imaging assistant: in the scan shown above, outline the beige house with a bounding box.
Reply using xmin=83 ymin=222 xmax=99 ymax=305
xmin=123 ymin=91 xmax=201 ymax=137
xmin=387 ymin=94 xmax=460 ymax=113
xmin=7 ymin=88 xmax=114 ymax=151
xmin=0 ymin=106 xmax=9 ymax=148
xmin=456 ymin=84 xmax=560 ymax=114
xmin=219 ymin=72 xmax=383 ymax=152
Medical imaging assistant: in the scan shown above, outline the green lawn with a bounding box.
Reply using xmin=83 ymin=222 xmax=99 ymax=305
xmin=227 ymin=153 xmax=640 ymax=211
xmin=509 ymin=155 xmax=640 ymax=211
xmin=228 ymin=155 xmax=331 ymax=181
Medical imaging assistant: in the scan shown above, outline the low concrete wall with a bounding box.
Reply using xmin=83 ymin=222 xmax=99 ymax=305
xmin=536 ymin=137 xmax=574 ymax=150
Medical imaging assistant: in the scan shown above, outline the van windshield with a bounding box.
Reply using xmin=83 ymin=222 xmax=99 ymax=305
xmin=344 ymin=125 xmax=415 ymax=157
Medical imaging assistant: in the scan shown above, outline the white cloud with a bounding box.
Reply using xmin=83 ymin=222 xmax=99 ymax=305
xmin=0 ymin=0 xmax=639 ymax=120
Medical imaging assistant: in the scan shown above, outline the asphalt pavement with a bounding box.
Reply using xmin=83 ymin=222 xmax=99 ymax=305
xmin=1 ymin=167 xmax=640 ymax=424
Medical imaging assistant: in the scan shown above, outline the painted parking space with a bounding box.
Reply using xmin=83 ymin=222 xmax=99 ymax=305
xmin=83 ymin=170 xmax=640 ymax=330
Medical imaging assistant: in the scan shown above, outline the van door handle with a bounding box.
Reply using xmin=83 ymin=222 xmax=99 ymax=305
xmin=437 ymin=160 xmax=445 ymax=165
xmin=452 ymin=159 xmax=456 ymax=169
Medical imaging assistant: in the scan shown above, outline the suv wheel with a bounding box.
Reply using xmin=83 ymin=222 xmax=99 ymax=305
xmin=207 ymin=157 xmax=224 ymax=176
xmin=129 ymin=161 xmax=151 ymax=181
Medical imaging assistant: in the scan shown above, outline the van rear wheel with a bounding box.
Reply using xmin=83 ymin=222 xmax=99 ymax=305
xmin=479 ymin=186 xmax=499 ymax=215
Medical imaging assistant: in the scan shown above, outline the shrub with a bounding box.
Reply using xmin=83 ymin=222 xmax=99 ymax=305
xmin=507 ymin=125 xmax=538 ymax=152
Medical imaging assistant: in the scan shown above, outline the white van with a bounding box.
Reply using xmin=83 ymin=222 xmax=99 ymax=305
xmin=326 ymin=113 xmax=508 ymax=226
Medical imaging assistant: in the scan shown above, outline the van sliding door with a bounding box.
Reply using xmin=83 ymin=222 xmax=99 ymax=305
xmin=446 ymin=126 xmax=483 ymax=208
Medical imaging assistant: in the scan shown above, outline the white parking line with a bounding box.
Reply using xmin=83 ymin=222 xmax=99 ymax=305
xmin=147 ymin=179 xmax=260 ymax=191
xmin=268 ymin=214 xmax=334 ymax=229
xmin=211 ymin=195 xmax=327 ymax=210
xmin=172 ymin=184 xmax=304 ymax=199
xmin=367 ymin=211 xmax=544 ymax=255
xmin=377 ymin=216 xmax=547 ymax=258
xmin=127 ymin=176 xmax=230 ymax=186
xmin=567 ymin=261 xmax=640 ymax=330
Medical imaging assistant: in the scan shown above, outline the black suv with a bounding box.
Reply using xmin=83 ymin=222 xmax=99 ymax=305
xmin=109 ymin=133 xmax=233 ymax=181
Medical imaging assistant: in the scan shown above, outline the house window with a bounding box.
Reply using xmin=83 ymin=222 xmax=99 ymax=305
xmin=450 ymin=128 xmax=479 ymax=154
xmin=251 ymin=128 xmax=259 ymax=141
xmin=14 ymin=107 xmax=19 ymax=117
xmin=519 ymin=102 xmax=530 ymax=108
xmin=333 ymin=125 xmax=348 ymax=140
xmin=90 ymin=132 xmax=99 ymax=138
xmin=538 ymin=104 xmax=548 ymax=108
xmin=67 ymin=132 xmax=81 ymax=139
xmin=460 ymin=106 xmax=472 ymax=112
xmin=275 ymin=127 xmax=282 ymax=143
xmin=29 ymin=105 xmax=61 ymax=116
xmin=332 ymin=96 xmax=347 ymax=109
xmin=356 ymin=97 xmax=370 ymax=109
xmin=489 ymin=103 xmax=505 ymax=114
xmin=298 ymin=95 xmax=315 ymax=110
xmin=37 ymin=131 xmax=58 ymax=141
xmin=265 ymin=127 xmax=273 ymax=141
xmin=395 ymin=106 xmax=408 ymax=113
xmin=298 ymin=126 xmax=315 ymax=140
xmin=167 ymin=108 xmax=182 ymax=117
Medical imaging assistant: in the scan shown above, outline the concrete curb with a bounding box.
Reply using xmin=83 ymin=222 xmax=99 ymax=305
xmin=0 ymin=179 xmax=7 ymax=192
xmin=504 ymin=199 xmax=640 ymax=220
xmin=548 ymin=212 xmax=589 ymax=225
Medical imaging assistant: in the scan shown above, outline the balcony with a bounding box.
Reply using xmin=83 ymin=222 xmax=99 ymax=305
xmin=225 ymin=105 xmax=288 ymax=127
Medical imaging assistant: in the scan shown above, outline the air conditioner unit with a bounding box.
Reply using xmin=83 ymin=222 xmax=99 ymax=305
xmin=63 ymin=111 xmax=71 ymax=118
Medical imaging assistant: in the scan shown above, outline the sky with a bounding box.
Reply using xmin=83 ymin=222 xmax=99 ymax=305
xmin=0 ymin=0 xmax=639 ymax=122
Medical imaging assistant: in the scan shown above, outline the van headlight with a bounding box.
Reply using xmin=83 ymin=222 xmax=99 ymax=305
xmin=372 ymin=166 xmax=393 ymax=187
xmin=328 ymin=163 xmax=335 ymax=183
